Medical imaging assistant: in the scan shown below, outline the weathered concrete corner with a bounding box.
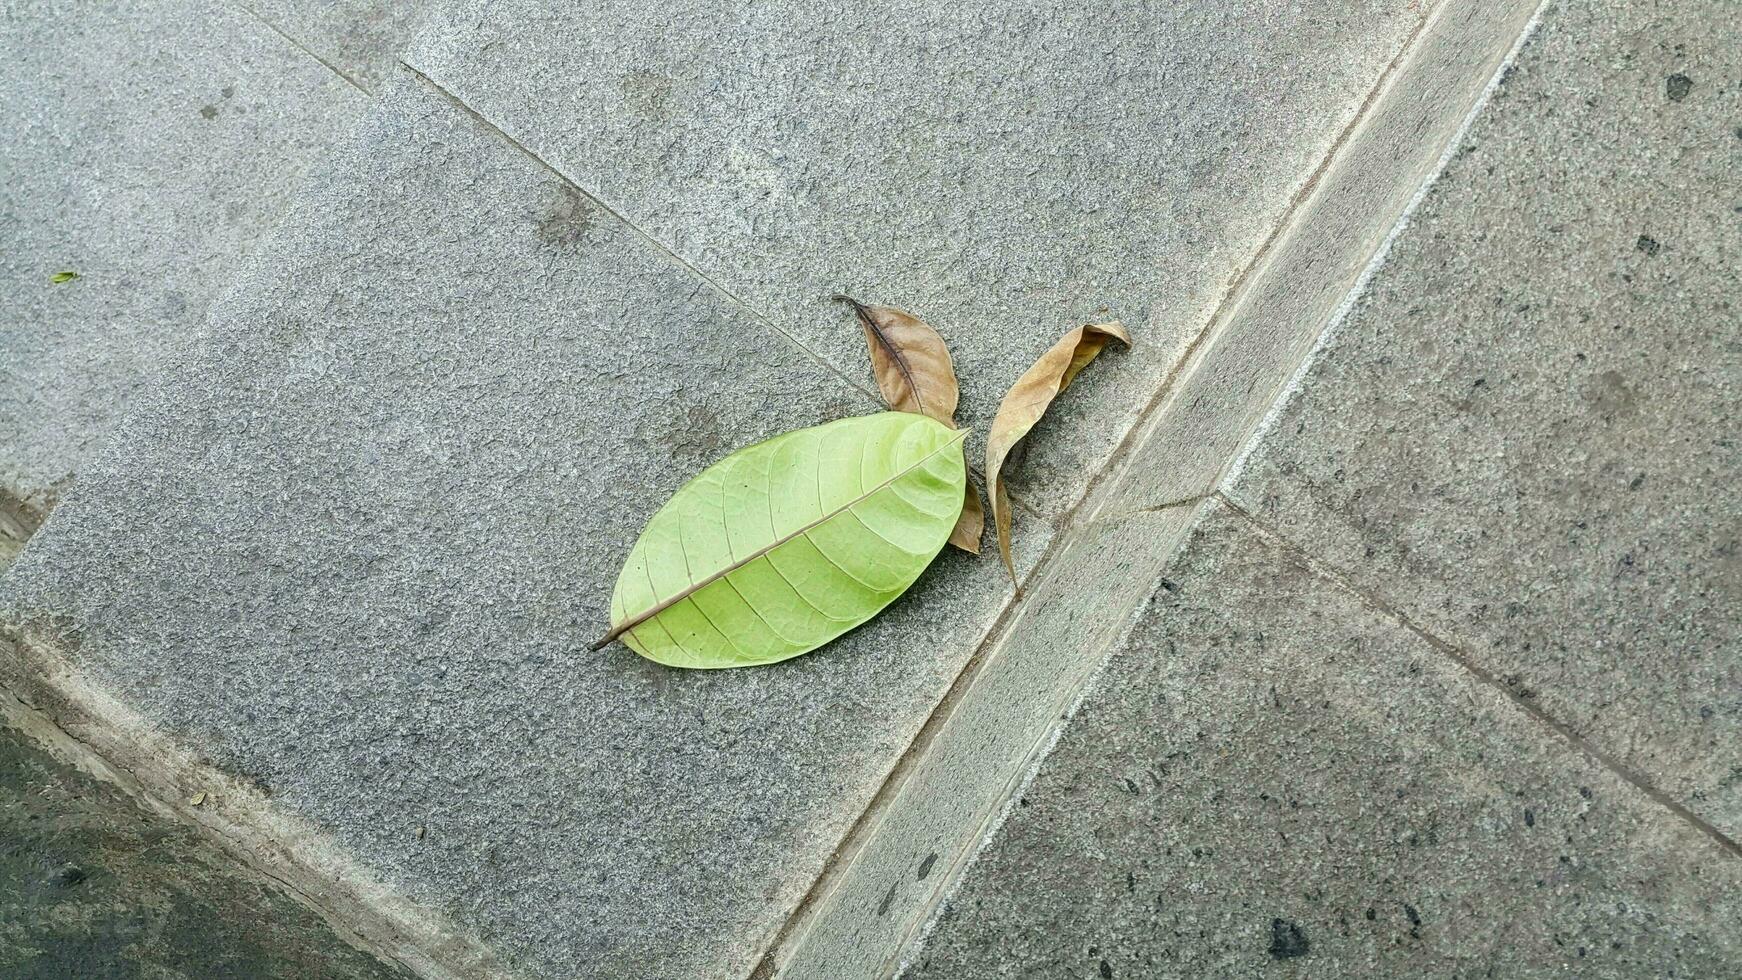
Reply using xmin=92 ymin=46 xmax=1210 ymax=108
xmin=0 ymin=695 xmax=414 ymax=980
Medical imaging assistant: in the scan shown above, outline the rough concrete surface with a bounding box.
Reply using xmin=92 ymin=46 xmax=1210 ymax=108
xmin=6 ymin=0 xmax=1737 ymax=978
xmin=405 ymin=0 xmax=1428 ymax=518
xmin=913 ymin=506 xmax=1742 ymax=979
xmin=775 ymin=502 xmax=1209 ymax=979
xmin=0 ymin=715 xmax=411 ymax=980
xmin=247 ymin=0 xmax=433 ymax=92
xmin=1226 ymin=0 xmax=1742 ymax=833
xmin=1084 ymin=0 xmax=1543 ymax=518
xmin=0 ymin=71 xmax=1046 ymax=980
xmin=771 ymin=1 xmax=1547 ymax=973
xmin=0 ymin=0 xmax=418 ymax=555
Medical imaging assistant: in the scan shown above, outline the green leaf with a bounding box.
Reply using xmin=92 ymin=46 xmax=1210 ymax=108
xmin=598 ymin=412 xmax=968 ymax=668
xmin=51 ymin=270 xmax=81 ymax=283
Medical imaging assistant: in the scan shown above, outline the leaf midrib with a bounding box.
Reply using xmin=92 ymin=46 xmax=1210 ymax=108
xmin=844 ymin=296 xmax=931 ymax=419
xmin=594 ymin=426 xmax=969 ymax=650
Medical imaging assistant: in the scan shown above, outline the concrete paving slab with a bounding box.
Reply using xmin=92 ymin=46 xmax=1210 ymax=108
xmin=1080 ymin=0 xmax=1543 ymax=519
xmin=404 ymin=0 xmax=1428 ymax=518
xmin=0 ymin=0 xmax=369 ymax=554
xmin=1224 ymin=0 xmax=1742 ymax=833
xmin=0 ymin=697 xmax=412 ymax=980
xmin=0 ymin=70 xmax=1044 ymax=979
xmin=912 ymin=505 xmax=1742 ymax=979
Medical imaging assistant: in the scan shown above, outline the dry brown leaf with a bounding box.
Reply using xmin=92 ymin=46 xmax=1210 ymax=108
xmin=950 ymin=477 xmax=985 ymax=554
xmin=840 ymin=295 xmax=980 ymax=554
xmin=986 ymin=321 xmax=1131 ymax=584
xmin=837 ymin=295 xmax=960 ymax=427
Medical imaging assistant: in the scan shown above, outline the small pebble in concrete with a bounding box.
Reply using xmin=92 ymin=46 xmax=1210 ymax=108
xmin=1665 ymin=73 xmax=1693 ymax=101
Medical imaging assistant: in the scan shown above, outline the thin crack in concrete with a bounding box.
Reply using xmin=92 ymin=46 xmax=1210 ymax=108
xmin=235 ymin=2 xmax=373 ymax=97
xmin=400 ymin=61 xmax=884 ymax=413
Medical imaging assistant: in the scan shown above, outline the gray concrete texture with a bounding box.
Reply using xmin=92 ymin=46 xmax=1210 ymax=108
xmin=0 ymin=0 xmax=415 ymax=557
xmin=916 ymin=0 xmax=1742 ymax=975
xmin=912 ymin=506 xmax=1742 ymax=979
xmin=1078 ymin=0 xmax=1544 ymax=518
xmin=0 ymin=1 xmax=1453 ymax=976
xmin=9 ymin=0 xmax=1737 ymax=978
xmin=404 ymin=0 xmax=1428 ymax=518
xmin=0 ymin=708 xmax=411 ymax=980
xmin=1226 ymin=0 xmax=1742 ymax=835
xmin=765 ymin=2 xmax=1554 ymax=972
xmin=247 ymin=0 xmax=433 ymax=92
xmin=0 ymin=71 xmax=1045 ymax=980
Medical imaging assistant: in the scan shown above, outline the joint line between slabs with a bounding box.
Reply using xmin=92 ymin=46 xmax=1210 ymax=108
xmin=1214 ymin=491 xmax=1742 ymax=862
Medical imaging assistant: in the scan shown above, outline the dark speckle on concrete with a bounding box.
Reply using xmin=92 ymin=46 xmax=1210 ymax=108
xmin=1635 ymin=234 xmax=1660 ymax=255
xmin=1524 ymin=807 xmax=1535 ymax=827
xmin=1665 ymin=73 xmax=1693 ymax=101
xmin=49 ymin=864 xmax=87 ymax=888
xmin=658 ymin=403 xmax=728 ymax=464
xmin=1269 ymin=918 xmax=1310 ymax=959
xmin=877 ymin=883 xmax=898 ymax=917
xmin=198 ymin=104 xmax=218 ymax=120
xmin=533 ymin=183 xmax=597 ymax=251
xmin=917 ymin=852 xmax=938 ymax=881
xmin=1099 ymin=957 xmax=1114 ymax=978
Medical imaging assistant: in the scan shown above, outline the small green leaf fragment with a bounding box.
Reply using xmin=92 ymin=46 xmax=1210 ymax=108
xmin=51 ymin=270 xmax=81 ymax=283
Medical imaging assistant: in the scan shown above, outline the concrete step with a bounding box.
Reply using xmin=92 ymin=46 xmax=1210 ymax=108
xmin=912 ymin=0 xmax=1742 ymax=975
xmin=0 ymin=0 xmax=426 ymax=561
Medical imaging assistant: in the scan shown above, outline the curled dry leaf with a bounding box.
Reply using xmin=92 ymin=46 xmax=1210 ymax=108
xmin=986 ymin=321 xmax=1131 ymax=584
xmin=839 ymin=295 xmax=982 ymax=554
xmin=837 ymin=295 xmax=960 ymax=425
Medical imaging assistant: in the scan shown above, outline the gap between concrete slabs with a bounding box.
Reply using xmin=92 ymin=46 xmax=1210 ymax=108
xmin=761 ymin=0 xmax=1549 ymax=976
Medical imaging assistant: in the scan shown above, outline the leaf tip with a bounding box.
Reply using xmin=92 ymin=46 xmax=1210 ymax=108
xmin=1094 ymin=319 xmax=1133 ymax=344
